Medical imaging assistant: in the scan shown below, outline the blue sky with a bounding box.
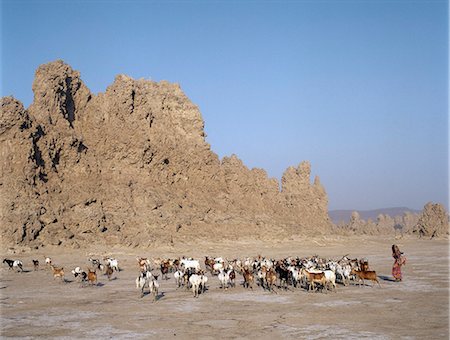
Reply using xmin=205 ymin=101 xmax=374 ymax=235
xmin=1 ymin=0 xmax=448 ymax=211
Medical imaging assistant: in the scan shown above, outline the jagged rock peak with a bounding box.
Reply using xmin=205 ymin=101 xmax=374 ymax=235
xmin=413 ymin=202 xmax=449 ymax=238
xmin=31 ymin=60 xmax=92 ymax=129
xmin=0 ymin=60 xmax=333 ymax=248
xmin=0 ymin=96 xmax=30 ymax=134
xmin=281 ymin=161 xmax=312 ymax=193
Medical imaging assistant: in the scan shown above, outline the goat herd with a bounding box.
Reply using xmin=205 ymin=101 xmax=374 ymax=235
xmin=3 ymin=253 xmax=382 ymax=302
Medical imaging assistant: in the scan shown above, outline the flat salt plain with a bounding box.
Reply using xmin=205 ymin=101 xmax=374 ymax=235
xmin=1 ymin=236 xmax=448 ymax=339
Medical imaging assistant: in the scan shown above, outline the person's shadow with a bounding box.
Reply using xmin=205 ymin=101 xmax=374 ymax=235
xmin=378 ymin=275 xmax=397 ymax=282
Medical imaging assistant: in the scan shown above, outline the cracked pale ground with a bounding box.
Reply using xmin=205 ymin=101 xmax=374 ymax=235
xmin=1 ymin=236 xmax=448 ymax=339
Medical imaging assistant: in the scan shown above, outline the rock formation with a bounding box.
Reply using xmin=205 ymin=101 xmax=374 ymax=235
xmin=413 ymin=202 xmax=449 ymax=238
xmin=336 ymin=203 xmax=448 ymax=238
xmin=1 ymin=60 xmax=331 ymax=248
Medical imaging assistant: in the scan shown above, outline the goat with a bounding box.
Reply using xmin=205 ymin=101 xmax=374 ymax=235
xmin=242 ymin=266 xmax=254 ymax=290
xmin=189 ymin=272 xmax=207 ymax=298
xmin=218 ymin=269 xmax=230 ymax=289
xmin=200 ymin=273 xmax=208 ymax=293
xmin=149 ymin=277 xmax=160 ymax=301
xmin=359 ymin=258 xmax=369 ymax=271
xmin=88 ymin=258 xmax=104 ymax=272
xmin=32 ymin=259 xmax=39 ymax=271
xmin=71 ymin=266 xmax=82 ymax=276
xmin=287 ymin=266 xmax=301 ymax=288
xmin=137 ymin=257 xmax=151 ymax=272
xmin=13 ymin=260 xmax=23 ymax=272
xmin=205 ymin=256 xmax=215 ymax=272
xmin=136 ymin=270 xmax=159 ymax=301
xmin=87 ymin=269 xmax=97 ymax=286
xmin=171 ymin=258 xmax=180 ymax=271
xmin=105 ymin=264 xmax=114 ymax=280
xmin=189 ymin=274 xmax=202 ymax=297
xmin=160 ymin=262 xmax=170 ymax=280
xmin=104 ymin=257 xmax=119 ymax=272
xmin=136 ymin=271 xmax=152 ymax=295
xmin=152 ymin=257 xmax=163 ymax=268
xmin=335 ymin=263 xmax=352 ymax=286
xmin=3 ymin=259 xmax=24 ymax=272
xmin=44 ymin=257 xmax=52 ymax=268
xmin=174 ymin=269 xmax=184 ymax=288
xmin=257 ymin=266 xmax=268 ymax=289
xmin=323 ymin=270 xmax=337 ymax=292
xmin=351 ymin=269 xmax=381 ymax=287
xmin=3 ymin=259 xmax=15 ymax=270
xmin=72 ymin=267 xmax=88 ymax=285
xmin=182 ymin=268 xmax=197 ymax=290
xmin=213 ymin=262 xmax=224 ymax=274
xmin=265 ymin=268 xmax=277 ymax=292
xmin=302 ymin=269 xmax=327 ymax=293
xmin=275 ymin=262 xmax=289 ymax=290
xmin=229 ymin=269 xmax=236 ymax=288
xmin=180 ymin=258 xmax=200 ymax=272
xmin=51 ymin=265 xmax=65 ymax=282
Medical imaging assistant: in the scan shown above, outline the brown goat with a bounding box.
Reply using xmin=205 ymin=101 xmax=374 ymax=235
xmin=302 ymin=269 xmax=327 ymax=292
xmin=242 ymin=266 xmax=254 ymax=290
xmin=266 ymin=268 xmax=277 ymax=292
xmin=351 ymin=269 xmax=381 ymax=287
xmin=105 ymin=265 xmax=114 ymax=281
xmin=204 ymin=257 xmax=215 ymax=272
xmin=359 ymin=259 xmax=369 ymax=271
xmin=51 ymin=265 xmax=65 ymax=282
xmin=137 ymin=258 xmax=150 ymax=271
xmin=160 ymin=262 xmax=170 ymax=280
xmin=87 ymin=269 xmax=97 ymax=286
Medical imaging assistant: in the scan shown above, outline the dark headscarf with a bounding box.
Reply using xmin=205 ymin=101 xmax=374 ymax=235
xmin=392 ymin=244 xmax=402 ymax=259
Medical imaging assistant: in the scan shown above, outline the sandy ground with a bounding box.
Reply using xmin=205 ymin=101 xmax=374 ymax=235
xmin=1 ymin=236 xmax=448 ymax=339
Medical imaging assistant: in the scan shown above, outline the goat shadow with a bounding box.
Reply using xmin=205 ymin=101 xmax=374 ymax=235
xmin=155 ymin=291 xmax=165 ymax=301
xmin=142 ymin=291 xmax=165 ymax=301
xmin=378 ymin=275 xmax=397 ymax=282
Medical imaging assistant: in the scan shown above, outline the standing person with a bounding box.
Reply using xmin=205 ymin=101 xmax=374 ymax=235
xmin=392 ymin=244 xmax=406 ymax=281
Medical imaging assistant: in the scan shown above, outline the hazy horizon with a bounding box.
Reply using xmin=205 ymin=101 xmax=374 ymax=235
xmin=1 ymin=0 xmax=448 ymax=211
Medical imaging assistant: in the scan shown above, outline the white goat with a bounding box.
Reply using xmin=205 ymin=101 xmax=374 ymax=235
xmin=213 ymin=262 xmax=224 ymax=273
xmin=189 ymin=273 xmax=207 ymax=297
xmin=71 ymin=267 xmax=87 ymax=284
xmin=105 ymin=258 xmax=119 ymax=272
xmin=88 ymin=258 xmax=104 ymax=272
xmin=323 ymin=270 xmax=337 ymax=292
xmin=181 ymin=259 xmax=200 ymax=272
xmin=218 ymin=269 xmax=230 ymax=289
xmin=136 ymin=271 xmax=159 ymax=301
xmin=200 ymin=274 xmax=208 ymax=293
xmin=13 ymin=260 xmax=24 ymax=272
xmin=174 ymin=270 xmax=184 ymax=288
xmin=335 ymin=263 xmax=352 ymax=286
xmin=288 ymin=266 xmax=301 ymax=288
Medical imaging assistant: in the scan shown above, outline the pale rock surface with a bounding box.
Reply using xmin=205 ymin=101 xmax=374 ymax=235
xmin=413 ymin=202 xmax=449 ymax=238
xmin=1 ymin=60 xmax=331 ymax=248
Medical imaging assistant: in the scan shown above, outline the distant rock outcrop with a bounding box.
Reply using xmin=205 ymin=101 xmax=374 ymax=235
xmin=336 ymin=202 xmax=448 ymax=238
xmin=413 ymin=202 xmax=449 ymax=238
xmin=1 ymin=60 xmax=331 ymax=248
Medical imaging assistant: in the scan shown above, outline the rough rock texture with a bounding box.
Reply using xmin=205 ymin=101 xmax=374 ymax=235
xmin=1 ymin=60 xmax=331 ymax=248
xmin=336 ymin=203 xmax=448 ymax=238
xmin=413 ymin=202 xmax=449 ymax=238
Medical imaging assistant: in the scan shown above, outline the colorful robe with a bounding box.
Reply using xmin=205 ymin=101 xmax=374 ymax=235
xmin=392 ymin=256 xmax=406 ymax=281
